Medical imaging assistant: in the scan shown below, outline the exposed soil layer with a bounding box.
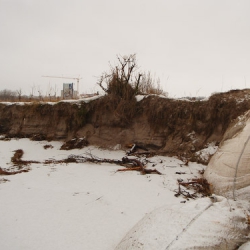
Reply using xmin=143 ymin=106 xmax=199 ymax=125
xmin=1 ymin=89 xmax=250 ymax=163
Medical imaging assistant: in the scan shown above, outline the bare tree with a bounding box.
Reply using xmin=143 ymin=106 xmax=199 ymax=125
xmin=54 ymin=84 xmax=58 ymax=98
xmin=30 ymin=84 xmax=36 ymax=99
xmin=97 ymin=54 xmax=166 ymax=98
xmin=16 ymin=89 xmax=22 ymax=101
xmin=37 ymin=86 xmax=43 ymax=101
xmin=97 ymin=54 xmax=142 ymax=99
xmin=0 ymin=89 xmax=17 ymax=101
xmin=46 ymin=83 xmax=53 ymax=101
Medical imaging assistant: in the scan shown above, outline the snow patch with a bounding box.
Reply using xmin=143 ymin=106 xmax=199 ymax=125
xmin=116 ymin=196 xmax=249 ymax=250
xmin=0 ymin=138 xmax=249 ymax=250
xmin=135 ymin=95 xmax=145 ymax=102
xmin=195 ymin=142 xmax=218 ymax=162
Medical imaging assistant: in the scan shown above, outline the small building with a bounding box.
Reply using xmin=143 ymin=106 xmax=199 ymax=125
xmin=61 ymin=83 xmax=78 ymax=99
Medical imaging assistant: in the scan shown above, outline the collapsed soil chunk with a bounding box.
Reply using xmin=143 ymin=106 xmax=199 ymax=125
xmin=11 ymin=149 xmax=24 ymax=163
xmin=43 ymin=144 xmax=53 ymax=149
xmin=60 ymin=138 xmax=88 ymax=150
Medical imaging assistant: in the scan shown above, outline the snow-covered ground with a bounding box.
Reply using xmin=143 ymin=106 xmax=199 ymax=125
xmin=0 ymin=139 xmax=249 ymax=249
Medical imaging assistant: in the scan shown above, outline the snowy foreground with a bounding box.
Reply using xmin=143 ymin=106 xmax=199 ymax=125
xmin=0 ymin=139 xmax=249 ymax=250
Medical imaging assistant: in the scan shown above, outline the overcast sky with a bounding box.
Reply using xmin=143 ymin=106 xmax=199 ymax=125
xmin=0 ymin=0 xmax=250 ymax=97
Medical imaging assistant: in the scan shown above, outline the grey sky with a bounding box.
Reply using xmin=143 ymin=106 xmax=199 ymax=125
xmin=0 ymin=0 xmax=250 ymax=97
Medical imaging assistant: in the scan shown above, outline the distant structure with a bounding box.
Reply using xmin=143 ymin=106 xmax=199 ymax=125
xmin=61 ymin=83 xmax=78 ymax=99
xmin=42 ymin=75 xmax=82 ymax=99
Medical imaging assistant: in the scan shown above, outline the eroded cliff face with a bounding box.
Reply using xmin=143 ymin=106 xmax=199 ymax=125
xmin=1 ymin=89 xmax=250 ymax=161
xmin=0 ymin=102 xmax=81 ymax=139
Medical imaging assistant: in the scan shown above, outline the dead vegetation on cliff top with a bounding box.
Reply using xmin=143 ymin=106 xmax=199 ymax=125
xmin=89 ymin=88 xmax=250 ymax=132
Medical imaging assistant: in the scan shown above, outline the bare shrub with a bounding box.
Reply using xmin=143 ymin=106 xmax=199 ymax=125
xmin=97 ymin=54 xmax=141 ymax=100
xmin=97 ymin=54 xmax=165 ymax=99
xmin=16 ymin=89 xmax=22 ymax=101
xmin=0 ymin=89 xmax=17 ymax=102
xmin=139 ymin=71 xmax=166 ymax=96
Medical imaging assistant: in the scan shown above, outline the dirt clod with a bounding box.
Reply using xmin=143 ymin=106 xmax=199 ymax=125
xmin=60 ymin=138 xmax=89 ymax=150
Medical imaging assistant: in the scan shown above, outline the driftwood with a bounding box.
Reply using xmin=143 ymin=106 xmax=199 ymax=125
xmin=76 ymin=155 xmax=161 ymax=175
xmin=117 ymin=157 xmax=161 ymax=174
xmin=126 ymin=143 xmax=155 ymax=157
xmin=45 ymin=154 xmax=162 ymax=175
xmin=1 ymin=149 xmax=162 ymax=176
xmin=11 ymin=149 xmax=39 ymax=166
xmin=45 ymin=154 xmax=126 ymax=166
xmin=91 ymin=155 xmax=162 ymax=175
xmin=0 ymin=167 xmax=29 ymax=175
xmin=0 ymin=150 xmax=32 ymax=176
xmin=175 ymin=178 xmax=211 ymax=199
xmin=117 ymin=167 xmax=162 ymax=174
xmin=175 ymin=171 xmax=186 ymax=175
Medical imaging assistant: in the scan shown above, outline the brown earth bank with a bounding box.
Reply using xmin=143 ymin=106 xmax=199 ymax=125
xmin=1 ymin=89 xmax=250 ymax=164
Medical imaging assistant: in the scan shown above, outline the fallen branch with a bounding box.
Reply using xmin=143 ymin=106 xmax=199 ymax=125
xmin=48 ymin=154 xmax=162 ymax=175
xmin=11 ymin=149 xmax=39 ymax=166
xmin=117 ymin=158 xmax=162 ymax=175
xmin=143 ymin=169 xmax=162 ymax=175
xmin=117 ymin=167 xmax=142 ymax=172
xmin=0 ymin=167 xmax=29 ymax=175
xmin=126 ymin=143 xmax=154 ymax=157
xmin=175 ymin=171 xmax=186 ymax=175
xmin=5 ymin=150 xmax=162 ymax=176
xmin=175 ymin=178 xmax=211 ymax=199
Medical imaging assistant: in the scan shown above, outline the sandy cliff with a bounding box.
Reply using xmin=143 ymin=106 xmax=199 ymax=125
xmin=1 ymin=89 xmax=250 ymax=162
